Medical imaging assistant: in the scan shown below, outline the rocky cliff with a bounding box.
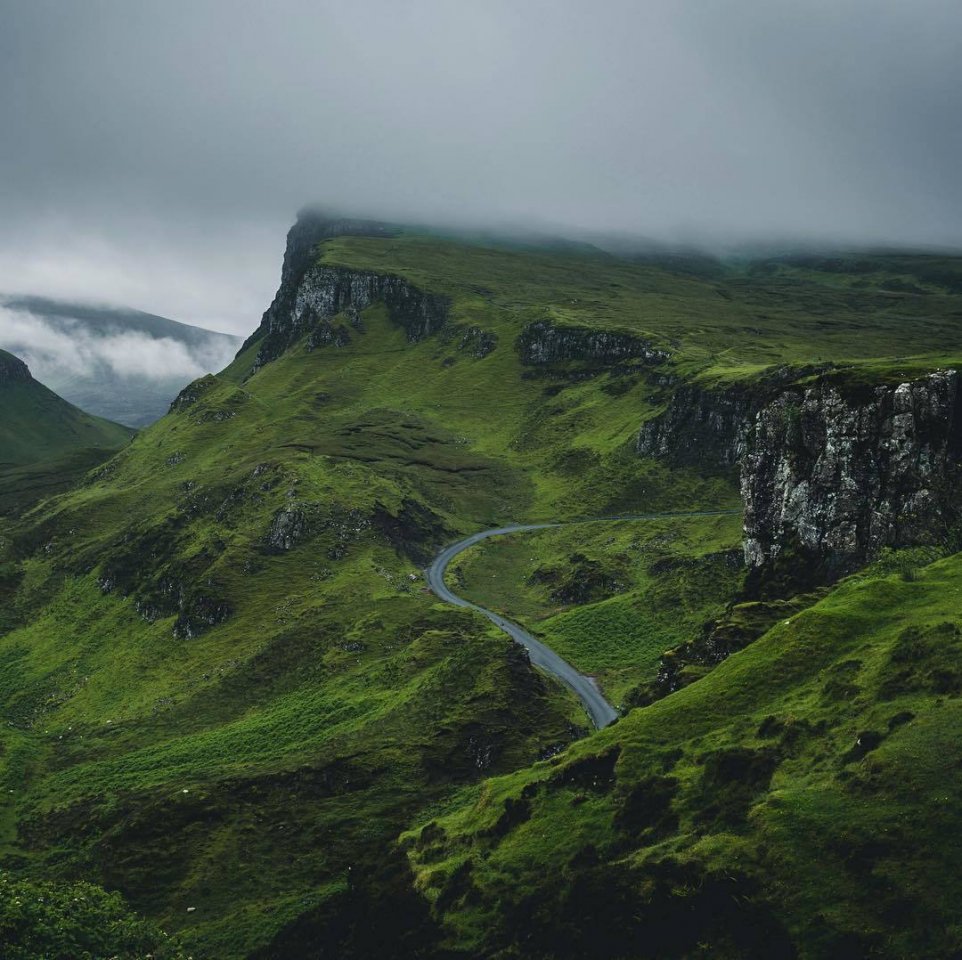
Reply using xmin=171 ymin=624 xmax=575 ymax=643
xmin=518 ymin=319 xmax=670 ymax=367
xmin=637 ymin=383 xmax=757 ymax=470
xmin=743 ymin=370 xmax=962 ymax=575
xmin=240 ymin=210 xmax=449 ymax=371
xmin=639 ymin=368 xmax=962 ymax=579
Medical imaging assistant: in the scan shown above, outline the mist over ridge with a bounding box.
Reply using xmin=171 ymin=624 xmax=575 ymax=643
xmin=0 ymin=0 xmax=959 ymax=332
xmin=0 ymin=297 xmax=241 ymax=426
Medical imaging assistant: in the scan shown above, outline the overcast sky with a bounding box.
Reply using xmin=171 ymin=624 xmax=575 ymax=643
xmin=0 ymin=0 xmax=960 ymax=335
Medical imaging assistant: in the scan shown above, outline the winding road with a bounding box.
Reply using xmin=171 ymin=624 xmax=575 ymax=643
xmin=426 ymin=510 xmax=740 ymax=730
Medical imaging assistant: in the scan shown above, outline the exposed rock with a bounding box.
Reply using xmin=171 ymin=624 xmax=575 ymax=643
xmin=637 ymin=383 xmax=759 ymax=471
xmin=517 ymin=319 xmax=670 ymax=366
xmin=266 ymin=506 xmax=309 ymax=552
xmin=264 ymin=502 xmax=373 ymax=558
xmin=170 ymin=375 xmax=219 ymax=412
xmin=239 ymin=211 xmax=448 ymax=372
xmin=743 ymin=370 xmax=962 ymax=575
xmin=456 ymin=325 xmax=497 ymax=359
xmin=306 ymin=319 xmax=352 ymax=351
xmin=0 ymin=350 xmax=31 ymax=384
xmin=638 ymin=368 xmax=962 ymax=579
xmin=173 ymin=596 xmax=232 ymax=640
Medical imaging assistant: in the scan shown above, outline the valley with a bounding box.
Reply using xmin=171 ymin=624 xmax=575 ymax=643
xmin=0 ymin=296 xmax=242 ymax=427
xmin=3 ymin=211 xmax=962 ymax=958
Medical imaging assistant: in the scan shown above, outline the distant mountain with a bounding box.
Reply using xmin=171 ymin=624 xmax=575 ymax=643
xmin=0 ymin=296 xmax=243 ymax=427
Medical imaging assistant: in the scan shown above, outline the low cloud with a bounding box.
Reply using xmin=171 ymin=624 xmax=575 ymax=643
xmin=0 ymin=307 xmax=237 ymax=384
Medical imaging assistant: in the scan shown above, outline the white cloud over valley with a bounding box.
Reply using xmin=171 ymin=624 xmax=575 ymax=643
xmin=0 ymin=307 xmax=238 ymax=385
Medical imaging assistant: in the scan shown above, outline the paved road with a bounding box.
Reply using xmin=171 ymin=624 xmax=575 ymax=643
xmin=425 ymin=510 xmax=740 ymax=730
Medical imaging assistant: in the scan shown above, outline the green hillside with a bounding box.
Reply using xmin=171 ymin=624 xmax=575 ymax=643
xmin=3 ymin=219 xmax=962 ymax=958
xmin=0 ymin=350 xmax=133 ymax=468
xmin=407 ymin=549 xmax=962 ymax=959
xmin=0 ymin=350 xmax=134 ymax=518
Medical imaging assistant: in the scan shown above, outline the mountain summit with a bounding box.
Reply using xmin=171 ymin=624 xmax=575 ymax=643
xmin=0 ymin=348 xmax=30 ymax=384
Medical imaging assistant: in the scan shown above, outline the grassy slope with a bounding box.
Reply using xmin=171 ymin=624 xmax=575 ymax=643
xmin=0 ymin=353 xmax=135 ymax=519
xmin=2 ymin=233 xmax=962 ymax=957
xmin=0 ymin=338 xmax=584 ymax=957
xmin=445 ymin=514 xmax=744 ymax=705
xmin=0 ymin=361 xmax=133 ymax=468
xmin=406 ymin=549 xmax=962 ymax=958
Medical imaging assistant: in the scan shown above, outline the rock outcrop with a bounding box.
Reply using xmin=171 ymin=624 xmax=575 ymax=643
xmin=518 ymin=319 xmax=669 ymax=367
xmin=637 ymin=384 xmax=758 ymax=470
xmin=0 ymin=349 xmax=31 ymax=384
xmin=742 ymin=370 xmax=962 ymax=575
xmin=638 ymin=369 xmax=962 ymax=578
xmin=239 ymin=210 xmax=449 ymax=371
xmin=169 ymin=374 xmax=219 ymax=412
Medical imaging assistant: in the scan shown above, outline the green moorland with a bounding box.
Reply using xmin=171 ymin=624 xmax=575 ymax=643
xmin=445 ymin=514 xmax=744 ymax=706
xmin=3 ymin=227 xmax=962 ymax=957
xmin=406 ymin=548 xmax=962 ymax=959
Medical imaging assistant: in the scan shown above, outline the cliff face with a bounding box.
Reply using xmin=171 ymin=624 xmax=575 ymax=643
xmin=743 ymin=370 xmax=962 ymax=574
xmin=637 ymin=384 xmax=757 ymax=470
xmin=518 ymin=319 xmax=670 ymax=367
xmin=639 ymin=369 xmax=962 ymax=577
xmin=240 ymin=211 xmax=448 ymax=371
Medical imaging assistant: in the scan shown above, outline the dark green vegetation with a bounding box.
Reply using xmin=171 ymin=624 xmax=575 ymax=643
xmin=407 ymin=550 xmax=962 ymax=959
xmin=0 ymin=871 xmax=187 ymax=959
xmin=0 ymin=349 xmax=134 ymax=517
xmin=3 ymin=217 xmax=962 ymax=958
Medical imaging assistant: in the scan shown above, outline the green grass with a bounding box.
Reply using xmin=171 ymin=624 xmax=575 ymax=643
xmin=316 ymin=236 xmax=962 ymax=375
xmin=406 ymin=549 xmax=962 ymax=957
xmin=4 ymin=229 xmax=962 ymax=957
xmin=0 ymin=352 xmax=133 ymax=468
xmin=446 ymin=514 xmax=744 ymax=704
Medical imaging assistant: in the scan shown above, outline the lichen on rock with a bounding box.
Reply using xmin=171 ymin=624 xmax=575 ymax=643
xmin=638 ymin=368 xmax=962 ymax=580
xmin=517 ymin=319 xmax=670 ymax=366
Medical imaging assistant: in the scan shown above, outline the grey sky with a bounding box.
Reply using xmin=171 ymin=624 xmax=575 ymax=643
xmin=0 ymin=0 xmax=960 ymax=334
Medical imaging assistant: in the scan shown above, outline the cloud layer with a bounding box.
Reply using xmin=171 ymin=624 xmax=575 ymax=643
xmin=0 ymin=307 xmax=238 ymax=384
xmin=0 ymin=0 xmax=959 ymax=333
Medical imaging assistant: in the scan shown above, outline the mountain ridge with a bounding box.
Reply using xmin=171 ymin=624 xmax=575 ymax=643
xmin=5 ymin=216 xmax=962 ymax=957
